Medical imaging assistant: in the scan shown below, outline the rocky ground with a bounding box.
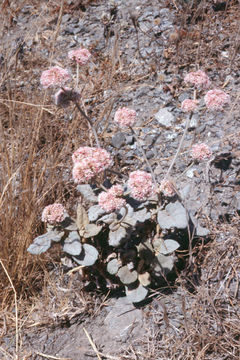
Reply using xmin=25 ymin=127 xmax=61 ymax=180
xmin=0 ymin=0 xmax=239 ymax=359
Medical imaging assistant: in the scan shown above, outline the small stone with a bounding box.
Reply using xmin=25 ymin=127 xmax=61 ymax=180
xmin=155 ymin=108 xmax=175 ymax=128
xmin=189 ymin=114 xmax=199 ymax=129
xmin=62 ymin=14 xmax=71 ymax=23
xmin=104 ymin=297 xmax=143 ymax=341
xmin=111 ymin=132 xmax=125 ymax=149
xmin=186 ymin=168 xmax=197 ymax=178
xmin=125 ymin=135 xmax=134 ymax=145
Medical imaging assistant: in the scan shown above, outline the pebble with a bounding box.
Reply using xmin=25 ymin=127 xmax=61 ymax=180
xmin=155 ymin=108 xmax=175 ymax=128
xmin=111 ymin=132 xmax=126 ymax=149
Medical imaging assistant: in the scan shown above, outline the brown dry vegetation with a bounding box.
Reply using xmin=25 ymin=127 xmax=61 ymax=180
xmin=0 ymin=0 xmax=239 ymax=359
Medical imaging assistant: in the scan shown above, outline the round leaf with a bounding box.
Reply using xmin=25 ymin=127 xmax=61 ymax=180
xmin=73 ymin=244 xmax=98 ymax=266
xmin=157 ymin=201 xmax=188 ymax=229
xmin=117 ymin=266 xmax=138 ymax=285
xmin=154 ymin=253 xmax=175 ymax=274
xmin=60 ymin=216 xmax=78 ymax=231
xmin=126 ymin=284 xmax=148 ymax=303
xmin=27 ymin=233 xmax=52 ymax=255
xmin=138 ymin=272 xmax=151 ymax=286
xmin=63 ymin=240 xmax=82 ymax=256
xmin=83 ymin=223 xmax=102 ymax=238
xmin=153 ymin=238 xmax=180 ymax=255
xmin=107 ymin=258 xmax=120 ymax=275
xmin=88 ymin=205 xmax=105 ymax=222
xmin=109 ymin=226 xmax=127 ymax=247
xmin=77 ymin=184 xmax=98 ymax=202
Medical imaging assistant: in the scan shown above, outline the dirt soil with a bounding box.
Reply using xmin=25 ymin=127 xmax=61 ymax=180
xmin=0 ymin=0 xmax=240 ymax=359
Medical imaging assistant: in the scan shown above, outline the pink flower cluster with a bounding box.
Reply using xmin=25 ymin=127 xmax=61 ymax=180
xmin=72 ymin=147 xmax=113 ymax=184
xmin=54 ymin=87 xmax=80 ymax=107
xmin=191 ymin=143 xmax=212 ymax=161
xmin=181 ymin=99 xmax=198 ymax=112
xmin=159 ymin=180 xmax=176 ymax=197
xmin=204 ymin=89 xmax=230 ymax=110
xmin=68 ymin=48 xmax=91 ymax=65
xmin=128 ymin=170 xmax=155 ymax=201
xmin=42 ymin=203 xmax=65 ymax=224
xmin=98 ymin=185 xmax=126 ymax=213
xmin=114 ymin=107 xmax=137 ymax=128
xmin=40 ymin=66 xmax=70 ymax=88
xmin=184 ymin=70 xmax=211 ymax=89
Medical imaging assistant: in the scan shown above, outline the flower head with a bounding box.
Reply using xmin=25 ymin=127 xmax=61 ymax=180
xmin=204 ymin=89 xmax=230 ymax=110
xmin=68 ymin=48 xmax=91 ymax=65
xmin=128 ymin=170 xmax=155 ymax=201
xmin=159 ymin=180 xmax=176 ymax=197
xmin=72 ymin=147 xmax=113 ymax=184
xmin=98 ymin=185 xmax=126 ymax=212
xmin=40 ymin=66 xmax=70 ymax=88
xmin=54 ymin=87 xmax=80 ymax=107
xmin=191 ymin=143 xmax=212 ymax=161
xmin=114 ymin=107 xmax=137 ymax=128
xmin=181 ymin=99 xmax=198 ymax=112
xmin=42 ymin=203 xmax=65 ymax=224
xmin=184 ymin=70 xmax=211 ymax=89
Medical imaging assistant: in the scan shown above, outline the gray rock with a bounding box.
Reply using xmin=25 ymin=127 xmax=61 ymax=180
xmin=111 ymin=132 xmax=125 ymax=149
xmin=155 ymin=108 xmax=175 ymax=128
xmin=125 ymin=135 xmax=134 ymax=145
xmin=62 ymin=14 xmax=71 ymax=23
xmin=189 ymin=114 xmax=199 ymax=129
xmin=104 ymin=297 xmax=143 ymax=341
xmin=233 ymin=192 xmax=240 ymax=210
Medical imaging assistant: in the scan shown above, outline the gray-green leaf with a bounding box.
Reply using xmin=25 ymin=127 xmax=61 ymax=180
xmin=63 ymin=241 xmax=82 ymax=255
xmin=76 ymin=204 xmax=89 ymax=231
xmin=107 ymin=258 xmax=120 ymax=275
xmin=153 ymin=238 xmax=180 ymax=255
xmin=77 ymin=184 xmax=98 ymax=202
xmin=88 ymin=205 xmax=105 ymax=222
xmin=125 ymin=284 xmax=148 ymax=303
xmin=138 ymin=272 xmax=151 ymax=286
xmin=73 ymin=244 xmax=98 ymax=266
xmin=117 ymin=266 xmax=138 ymax=285
xmin=82 ymin=223 xmax=102 ymax=238
xmin=154 ymin=253 xmax=175 ymax=273
xmin=132 ymin=208 xmax=151 ymax=223
xmin=109 ymin=226 xmax=127 ymax=247
xmin=60 ymin=216 xmax=78 ymax=231
xmin=157 ymin=201 xmax=188 ymax=229
xmin=27 ymin=233 xmax=52 ymax=255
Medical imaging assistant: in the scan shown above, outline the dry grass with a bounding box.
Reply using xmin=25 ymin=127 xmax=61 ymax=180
xmin=0 ymin=0 xmax=239 ymax=359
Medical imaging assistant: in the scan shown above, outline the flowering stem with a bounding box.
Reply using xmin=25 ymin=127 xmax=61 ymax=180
xmin=74 ymin=101 xmax=101 ymax=148
xmin=76 ymin=62 xmax=79 ymax=89
xmin=129 ymin=126 xmax=157 ymax=186
xmin=165 ymin=113 xmax=193 ymax=179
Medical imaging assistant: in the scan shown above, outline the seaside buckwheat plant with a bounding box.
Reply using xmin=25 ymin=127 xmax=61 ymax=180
xmin=98 ymin=185 xmax=126 ymax=212
xmin=191 ymin=143 xmax=212 ymax=161
xmin=40 ymin=66 xmax=71 ymax=88
xmin=72 ymin=147 xmax=113 ymax=184
xmin=181 ymin=99 xmax=198 ymax=112
xmin=68 ymin=48 xmax=91 ymax=65
xmin=204 ymin=89 xmax=230 ymax=110
xmin=28 ymin=56 xmax=227 ymax=303
xmin=128 ymin=170 xmax=155 ymax=201
xmin=159 ymin=179 xmax=176 ymax=197
xmin=42 ymin=203 xmax=66 ymax=224
xmin=184 ymin=70 xmax=211 ymax=89
xmin=114 ymin=107 xmax=137 ymax=128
